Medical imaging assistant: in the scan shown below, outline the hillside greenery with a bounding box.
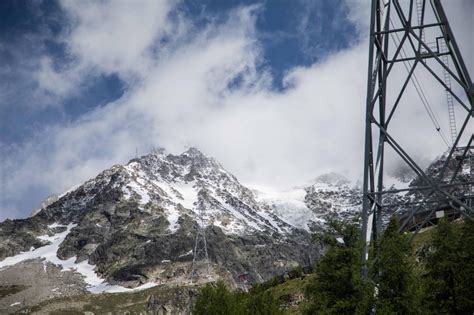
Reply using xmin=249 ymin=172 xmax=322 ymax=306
xmin=194 ymin=216 xmax=474 ymax=314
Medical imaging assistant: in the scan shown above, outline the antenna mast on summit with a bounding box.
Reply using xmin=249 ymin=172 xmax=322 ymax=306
xmin=190 ymin=205 xmax=211 ymax=282
xmin=361 ymin=0 xmax=474 ymax=277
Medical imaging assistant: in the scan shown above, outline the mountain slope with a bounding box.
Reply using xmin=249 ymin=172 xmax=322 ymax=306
xmin=252 ymin=173 xmax=363 ymax=232
xmin=2 ymin=148 xmax=464 ymax=312
xmin=0 ymin=148 xmax=318 ymax=301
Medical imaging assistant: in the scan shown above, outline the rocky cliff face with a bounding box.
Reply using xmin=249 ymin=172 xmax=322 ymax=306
xmin=406 ymin=150 xmax=472 ymax=199
xmin=0 ymin=148 xmax=318 ymax=295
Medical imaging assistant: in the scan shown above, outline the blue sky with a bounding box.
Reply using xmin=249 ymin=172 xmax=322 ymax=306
xmin=0 ymin=0 xmax=124 ymax=145
xmin=0 ymin=0 xmax=356 ymax=147
xmin=0 ymin=0 xmax=472 ymax=220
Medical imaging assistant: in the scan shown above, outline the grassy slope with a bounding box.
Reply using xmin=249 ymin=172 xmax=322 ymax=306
xmin=268 ymin=275 xmax=315 ymax=314
xmin=410 ymin=227 xmax=434 ymax=252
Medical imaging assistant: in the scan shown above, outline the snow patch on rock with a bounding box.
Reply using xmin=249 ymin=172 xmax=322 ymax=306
xmin=250 ymin=184 xmax=323 ymax=231
xmin=0 ymin=223 xmax=157 ymax=294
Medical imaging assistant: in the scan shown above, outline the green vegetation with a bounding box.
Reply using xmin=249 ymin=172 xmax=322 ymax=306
xmin=374 ymin=218 xmax=421 ymax=314
xmin=184 ymin=217 xmax=466 ymax=315
xmin=268 ymin=276 xmax=314 ymax=314
xmin=191 ymin=217 xmax=474 ymax=314
xmin=422 ymin=218 xmax=474 ymax=313
xmin=303 ymin=220 xmax=372 ymax=314
xmin=300 ymin=217 xmax=474 ymax=314
xmin=194 ymin=280 xmax=284 ymax=315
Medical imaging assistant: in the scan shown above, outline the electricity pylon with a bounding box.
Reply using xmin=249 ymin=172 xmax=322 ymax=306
xmin=190 ymin=205 xmax=211 ymax=282
xmin=361 ymin=0 xmax=473 ymax=277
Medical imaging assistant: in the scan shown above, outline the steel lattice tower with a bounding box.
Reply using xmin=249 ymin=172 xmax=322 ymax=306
xmin=190 ymin=205 xmax=211 ymax=282
xmin=361 ymin=0 xmax=474 ymax=276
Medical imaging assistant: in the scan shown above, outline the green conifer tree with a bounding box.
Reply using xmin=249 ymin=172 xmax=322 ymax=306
xmin=304 ymin=221 xmax=372 ymax=314
xmin=245 ymin=285 xmax=284 ymax=315
xmin=193 ymin=280 xmax=282 ymax=315
xmin=422 ymin=218 xmax=461 ymax=313
xmin=374 ymin=217 xmax=420 ymax=314
xmin=456 ymin=217 xmax=474 ymax=312
xmin=193 ymin=281 xmax=242 ymax=315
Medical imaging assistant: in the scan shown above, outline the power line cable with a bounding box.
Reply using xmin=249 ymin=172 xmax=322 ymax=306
xmin=387 ymin=18 xmax=451 ymax=148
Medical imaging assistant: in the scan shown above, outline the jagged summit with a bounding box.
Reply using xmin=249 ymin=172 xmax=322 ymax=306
xmin=110 ymin=147 xmax=291 ymax=235
xmin=0 ymin=147 xmax=317 ymax=295
xmin=126 ymin=147 xmax=229 ymax=183
xmin=312 ymin=172 xmax=351 ymax=187
xmin=181 ymin=146 xmax=210 ymax=159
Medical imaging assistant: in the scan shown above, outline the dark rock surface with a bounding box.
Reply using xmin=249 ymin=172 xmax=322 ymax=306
xmin=0 ymin=148 xmax=319 ymax=291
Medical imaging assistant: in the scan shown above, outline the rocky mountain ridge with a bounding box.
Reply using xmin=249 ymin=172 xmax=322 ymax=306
xmin=0 ymin=148 xmax=320 ymax=298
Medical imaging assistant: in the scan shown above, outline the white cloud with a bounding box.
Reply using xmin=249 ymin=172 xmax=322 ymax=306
xmin=33 ymin=0 xmax=179 ymax=99
xmin=34 ymin=57 xmax=78 ymax=99
xmin=62 ymin=0 xmax=172 ymax=76
xmin=1 ymin=1 xmax=472 ymax=220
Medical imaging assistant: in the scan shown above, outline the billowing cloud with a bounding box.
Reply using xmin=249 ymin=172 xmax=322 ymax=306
xmin=34 ymin=0 xmax=179 ymax=99
xmin=1 ymin=0 xmax=472 ymax=220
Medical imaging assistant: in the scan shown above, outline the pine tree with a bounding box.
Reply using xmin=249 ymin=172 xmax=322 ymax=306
xmin=193 ymin=280 xmax=282 ymax=315
xmin=422 ymin=218 xmax=461 ymax=313
xmin=245 ymin=285 xmax=284 ymax=315
xmin=452 ymin=217 xmax=474 ymax=312
xmin=304 ymin=222 xmax=372 ymax=314
xmin=193 ymin=281 xmax=242 ymax=315
xmin=374 ymin=217 xmax=420 ymax=314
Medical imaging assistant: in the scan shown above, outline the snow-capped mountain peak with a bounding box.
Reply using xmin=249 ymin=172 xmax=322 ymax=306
xmin=0 ymin=148 xmax=318 ymax=295
xmin=115 ymin=148 xmax=294 ymax=235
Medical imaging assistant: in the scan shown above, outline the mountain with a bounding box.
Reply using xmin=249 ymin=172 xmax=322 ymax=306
xmin=251 ymin=173 xmax=362 ymax=232
xmin=0 ymin=148 xmax=320 ymax=311
xmin=2 ymin=147 xmax=468 ymax=312
xmin=253 ymin=149 xmax=473 ymax=232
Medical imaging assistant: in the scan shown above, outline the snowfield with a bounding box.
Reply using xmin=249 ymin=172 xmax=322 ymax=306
xmin=0 ymin=223 xmax=157 ymax=294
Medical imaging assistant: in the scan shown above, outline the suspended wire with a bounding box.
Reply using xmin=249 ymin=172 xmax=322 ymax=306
xmin=388 ymin=19 xmax=450 ymax=147
xmin=377 ymin=5 xmax=446 ymax=143
xmin=387 ymin=18 xmax=451 ymax=149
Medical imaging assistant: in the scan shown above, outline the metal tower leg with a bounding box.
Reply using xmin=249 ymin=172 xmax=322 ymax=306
xmin=361 ymin=0 xmax=474 ymax=278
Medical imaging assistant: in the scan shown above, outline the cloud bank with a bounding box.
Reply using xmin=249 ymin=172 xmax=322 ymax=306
xmin=1 ymin=0 xmax=472 ymax=220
